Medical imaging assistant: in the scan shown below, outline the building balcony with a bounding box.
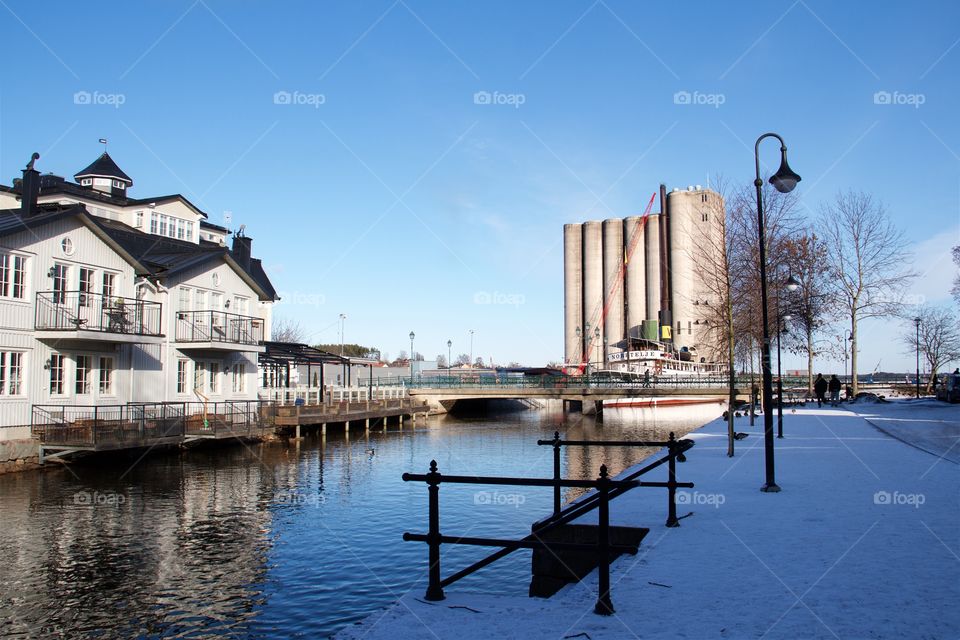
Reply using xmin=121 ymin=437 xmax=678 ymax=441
xmin=175 ymin=310 xmax=265 ymax=352
xmin=35 ymin=291 xmax=163 ymax=344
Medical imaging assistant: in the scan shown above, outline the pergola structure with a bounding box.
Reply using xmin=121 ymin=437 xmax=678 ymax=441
xmin=259 ymin=341 xmax=380 ymax=389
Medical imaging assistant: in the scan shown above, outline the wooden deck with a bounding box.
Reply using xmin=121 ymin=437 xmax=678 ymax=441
xmin=274 ymin=398 xmax=432 ymax=432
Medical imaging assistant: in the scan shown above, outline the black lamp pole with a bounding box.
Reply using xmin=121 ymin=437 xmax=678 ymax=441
xmin=914 ymin=317 xmax=921 ymax=398
xmin=447 ymin=339 xmax=452 ymax=374
xmin=754 ymin=133 xmax=801 ymax=493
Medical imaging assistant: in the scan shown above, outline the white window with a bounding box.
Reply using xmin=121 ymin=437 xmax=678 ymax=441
xmin=52 ymin=263 xmax=69 ymax=304
xmin=194 ymin=361 xmax=204 ymax=393
xmin=75 ymin=355 xmax=91 ymax=395
xmin=193 ymin=289 xmax=207 ymax=310
xmin=134 ymin=210 xmax=144 ymax=228
xmin=234 ymin=296 xmax=249 ymax=316
xmin=102 ymin=272 xmax=116 ymax=300
xmin=186 ymin=221 xmax=194 ymax=240
xmin=0 ymin=352 xmax=24 ymax=395
xmin=177 ymin=359 xmax=189 ymax=394
xmin=178 ymin=287 xmax=191 ymax=312
xmin=99 ymin=356 xmax=114 ymax=394
xmin=113 ymin=180 xmax=125 ymax=189
xmin=150 ymin=212 xmax=158 ymax=234
xmin=0 ymin=253 xmax=26 ymax=300
xmin=232 ymin=363 xmax=246 ymax=393
xmin=176 ymin=219 xmax=186 ymax=240
xmin=158 ymin=215 xmax=168 ymax=237
xmin=81 ymin=178 xmax=92 ymax=186
xmin=79 ymin=268 xmax=95 ymax=307
xmin=49 ymin=354 xmax=65 ymax=395
xmin=208 ymin=362 xmax=219 ymax=393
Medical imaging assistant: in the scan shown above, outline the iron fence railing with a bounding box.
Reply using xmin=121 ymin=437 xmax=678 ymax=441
xmin=32 ymin=401 xmax=268 ymax=446
xmin=32 ymin=403 xmax=185 ymax=446
xmin=376 ymin=373 xmax=813 ymax=390
xmin=35 ymin=291 xmax=162 ymax=336
xmin=402 ymin=433 xmax=694 ymax=615
xmin=175 ymin=310 xmax=264 ymax=345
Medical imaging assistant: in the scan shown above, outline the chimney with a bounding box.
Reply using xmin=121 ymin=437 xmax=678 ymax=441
xmin=231 ymin=224 xmax=252 ymax=270
xmin=20 ymin=152 xmax=40 ymax=216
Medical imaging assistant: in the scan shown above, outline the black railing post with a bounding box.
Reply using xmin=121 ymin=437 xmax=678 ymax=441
xmin=551 ymin=431 xmax=562 ymax=517
xmin=666 ymin=432 xmax=680 ymax=527
xmin=594 ymin=464 xmax=614 ymax=615
xmin=425 ymin=459 xmax=445 ymax=601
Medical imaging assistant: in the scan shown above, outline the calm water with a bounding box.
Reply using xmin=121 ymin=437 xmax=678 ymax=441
xmin=0 ymin=402 xmax=721 ymax=638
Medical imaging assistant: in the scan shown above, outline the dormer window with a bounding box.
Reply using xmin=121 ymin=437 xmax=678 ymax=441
xmin=81 ymin=178 xmax=92 ymax=186
xmin=113 ymin=180 xmax=126 ymax=189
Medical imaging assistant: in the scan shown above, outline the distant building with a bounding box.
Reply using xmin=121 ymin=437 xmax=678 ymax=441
xmin=563 ymin=185 xmax=727 ymax=370
xmin=0 ymin=151 xmax=277 ymax=438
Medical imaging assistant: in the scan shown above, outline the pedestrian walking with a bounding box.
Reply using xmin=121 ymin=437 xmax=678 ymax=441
xmin=814 ymin=373 xmax=827 ymax=408
xmin=829 ymin=374 xmax=842 ymax=406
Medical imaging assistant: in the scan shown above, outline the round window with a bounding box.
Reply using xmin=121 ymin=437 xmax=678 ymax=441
xmin=212 ymin=272 xmax=221 ymax=287
xmin=61 ymin=238 xmax=74 ymax=255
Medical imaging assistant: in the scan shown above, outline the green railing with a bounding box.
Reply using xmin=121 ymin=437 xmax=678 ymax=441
xmin=374 ymin=374 xmax=813 ymax=390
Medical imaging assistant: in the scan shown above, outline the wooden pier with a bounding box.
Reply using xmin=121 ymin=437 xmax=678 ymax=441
xmin=274 ymin=398 xmax=432 ymax=437
xmin=32 ymin=397 xmax=431 ymax=463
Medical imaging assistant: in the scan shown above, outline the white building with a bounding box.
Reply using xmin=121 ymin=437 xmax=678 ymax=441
xmin=0 ymin=151 xmax=277 ymax=440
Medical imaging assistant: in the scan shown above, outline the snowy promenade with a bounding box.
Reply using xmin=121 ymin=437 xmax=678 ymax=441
xmin=337 ymin=400 xmax=960 ymax=639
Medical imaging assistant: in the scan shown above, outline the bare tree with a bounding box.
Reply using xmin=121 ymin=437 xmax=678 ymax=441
xmin=271 ymin=316 xmax=306 ymax=343
xmin=781 ymin=232 xmax=835 ymax=394
xmin=903 ymin=306 xmax=960 ymax=393
xmin=821 ymin=190 xmax=914 ymax=395
xmin=436 ymin=354 xmax=448 ymax=369
xmin=689 ymin=177 xmax=738 ymax=456
xmin=952 ymin=246 xmax=960 ymax=305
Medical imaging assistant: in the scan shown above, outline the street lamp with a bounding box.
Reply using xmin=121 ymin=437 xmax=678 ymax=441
xmin=777 ymin=275 xmax=799 ymax=439
xmin=339 ymin=313 xmax=347 ymax=386
xmin=753 ymin=132 xmax=801 ymax=493
xmin=409 ymin=331 xmax=415 ymax=382
xmin=594 ymin=326 xmax=601 ymax=372
xmin=914 ymin=317 xmax=921 ymax=399
xmin=469 ymin=329 xmax=475 ymax=369
xmin=447 ymin=339 xmax=452 ymax=373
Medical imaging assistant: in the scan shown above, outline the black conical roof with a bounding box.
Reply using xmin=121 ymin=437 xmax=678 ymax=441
xmin=74 ymin=152 xmax=132 ymax=185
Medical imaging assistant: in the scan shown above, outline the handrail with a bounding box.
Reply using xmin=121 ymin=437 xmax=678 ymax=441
xmin=35 ymin=290 xmax=162 ymax=336
xmin=401 ymin=433 xmax=694 ymax=615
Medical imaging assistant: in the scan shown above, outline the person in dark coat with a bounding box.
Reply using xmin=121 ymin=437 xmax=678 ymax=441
xmin=814 ymin=373 xmax=828 ymax=407
xmin=828 ymin=374 xmax=842 ymax=405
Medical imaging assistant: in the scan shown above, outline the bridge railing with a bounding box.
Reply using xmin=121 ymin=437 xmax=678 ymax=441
xmin=381 ymin=373 xmax=812 ymax=390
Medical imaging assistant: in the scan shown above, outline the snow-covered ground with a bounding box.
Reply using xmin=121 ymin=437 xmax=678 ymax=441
xmin=336 ymin=400 xmax=960 ymax=639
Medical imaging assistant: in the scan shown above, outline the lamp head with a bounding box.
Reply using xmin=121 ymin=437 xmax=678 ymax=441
xmin=785 ymin=275 xmax=800 ymax=292
xmin=409 ymin=331 xmax=415 ymax=341
xmin=769 ymin=147 xmax=801 ymax=193
xmin=447 ymin=339 xmax=452 ymax=347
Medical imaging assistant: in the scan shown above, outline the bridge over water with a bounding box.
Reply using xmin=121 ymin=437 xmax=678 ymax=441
xmin=392 ymin=375 xmax=760 ymax=414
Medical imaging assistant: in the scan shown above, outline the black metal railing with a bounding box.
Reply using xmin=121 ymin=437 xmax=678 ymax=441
xmin=175 ymin=310 xmax=264 ymax=345
xmin=401 ymin=433 xmax=694 ymax=615
xmin=32 ymin=403 xmax=185 ymax=446
xmin=35 ymin=291 xmax=162 ymax=336
xmin=181 ymin=400 xmax=264 ymax=437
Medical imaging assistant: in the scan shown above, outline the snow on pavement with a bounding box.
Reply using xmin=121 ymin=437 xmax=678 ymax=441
xmin=336 ymin=401 xmax=960 ymax=639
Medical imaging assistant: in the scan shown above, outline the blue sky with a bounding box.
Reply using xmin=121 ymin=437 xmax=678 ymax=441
xmin=2 ymin=1 xmax=958 ymax=372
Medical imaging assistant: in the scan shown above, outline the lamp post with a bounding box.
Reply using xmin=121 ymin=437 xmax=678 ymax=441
xmin=777 ymin=276 xmax=799 ymax=439
xmin=409 ymin=331 xmax=415 ymax=383
xmin=339 ymin=313 xmax=347 ymax=386
xmin=469 ymin=329 xmax=475 ymax=368
xmin=753 ymin=132 xmax=801 ymax=493
xmin=447 ymin=339 xmax=452 ymax=374
xmin=594 ymin=327 xmax=601 ymax=372
xmin=914 ymin=317 xmax=921 ymax=398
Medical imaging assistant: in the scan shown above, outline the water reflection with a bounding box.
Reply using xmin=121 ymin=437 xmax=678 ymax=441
xmin=0 ymin=403 xmax=720 ymax=638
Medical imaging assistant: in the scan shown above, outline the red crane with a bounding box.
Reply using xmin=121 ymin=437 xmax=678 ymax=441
xmin=578 ymin=192 xmax=657 ymax=373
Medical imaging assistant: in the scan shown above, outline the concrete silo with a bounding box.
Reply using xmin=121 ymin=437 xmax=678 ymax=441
xmin=644 ymin=214 xmax=661 ymax=341
xmin=581 ymin=221 xmax=604 ymax=368
xmin=563 ymin=223 xmax=583 ymax=367
xmin=623 ymin=215 xmax=646 ymax=342
xmin=667 ymin=186 xmax=725 ymax=359
xmin=601 ymin=219 xmax=625 ymax=363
